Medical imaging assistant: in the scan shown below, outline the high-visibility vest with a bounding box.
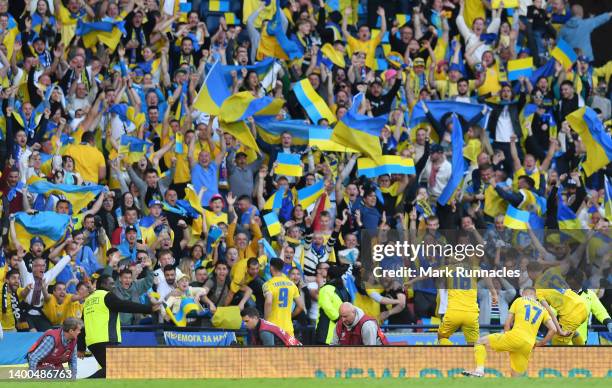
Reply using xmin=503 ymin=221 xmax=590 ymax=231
xmin=83 ymin=290 xmax=121 ymax=346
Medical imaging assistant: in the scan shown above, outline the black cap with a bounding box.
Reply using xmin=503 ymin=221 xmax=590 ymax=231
xmin=430 ymin=144 xmax=444 ymax=153
xmin=125 ymin=224 xmax=138 ymax=233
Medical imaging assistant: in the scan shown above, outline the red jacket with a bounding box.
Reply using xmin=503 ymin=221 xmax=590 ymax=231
xmin=335 ymin=314 xmax=389 ymax=345
xmin=251 ymin=319 xmax=302 ymax=346
xmin=28 ymin=328 xmax=76 ymax=369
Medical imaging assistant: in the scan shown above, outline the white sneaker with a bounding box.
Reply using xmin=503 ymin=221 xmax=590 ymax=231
xmin=461 ymin=370 xmax=484 ymax=377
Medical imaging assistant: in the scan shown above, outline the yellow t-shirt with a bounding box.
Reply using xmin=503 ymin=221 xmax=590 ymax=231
xmin=161 ymin=135 xmax=191 ymax=184
xmin=346 ymin=33 xmax=383 ymax=70
xmin=507 ymin=296 xmax=550 ymax=345
xmin=64 ymin=144 xmax=106 ymax=183
xmin=229 ymin=255 xmax=268 ymax=293
xmin=205 ymin=210 xmax=228 ymax=228
xmin=42 ymin=294 xmax=75 ymax=326
xmin=262 ymin=275 xmax=300 ymax=336
xmin=446 ymin=263 xmax=479 ymax=313
xmin=477 ymin=67 xmax=501 ymax=96
xmin=434 ymin=79 xmax=476 ymax=99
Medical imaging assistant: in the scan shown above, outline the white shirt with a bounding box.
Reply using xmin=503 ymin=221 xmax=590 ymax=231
xmin=18 ymin=255 xmax=71 ymax=315
xmin=419 ymin=159 xmax=453 ymax=198
xmin=495 ymin=106 xmax=514 ymax=142
xmin=153 ymin=267 xmax=184 ymax=300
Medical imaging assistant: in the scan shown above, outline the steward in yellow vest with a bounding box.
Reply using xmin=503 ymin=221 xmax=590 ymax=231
xmin=81 ymin=275 xmax=159 ymax=378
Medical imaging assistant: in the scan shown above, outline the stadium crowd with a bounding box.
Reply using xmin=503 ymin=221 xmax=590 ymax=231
xmin=0 ymin=0 xmax=611 ymax=348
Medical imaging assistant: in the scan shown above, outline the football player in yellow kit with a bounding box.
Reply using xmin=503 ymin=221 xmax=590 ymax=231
xmin=527 ymin=261 xmax=588 ymax=345
xmin=463 ymin=287 xmax=557 ymax=377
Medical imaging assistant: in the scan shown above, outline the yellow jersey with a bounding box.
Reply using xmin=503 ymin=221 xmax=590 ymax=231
xmin=446 ymin=262 xmax=479 ymax=313
xmin=205 ymin=210 xmax=228 ymax=228
xmin=508 ymin=296 xmax=550 ymax=345
xmin=535 ymin=267 xmax=586 ymax=321
xmin=263 ymin=275 xmax=299 ymax=336
xmin=1 ymin=283 xmax=24 ymax=330
xmin=42 ymin=294 xmax=76 ymax=326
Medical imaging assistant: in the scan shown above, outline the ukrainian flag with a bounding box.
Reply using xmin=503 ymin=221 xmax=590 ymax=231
xmin=320 ymin=43 xmax=345 ymax=68
xmin=27 ymin=178 xmax=105 ymax=214
xmin=184 ymin=184 xmax=205 ymax=236
xmin=209 ymin=0 xmax=230 ymax=11
xmin=255 ymin=116 xmax=310 ymax=147
xmin=551 ymin=39 xmax=577 ymax=70
xmin=205 ymin=225 xmax=223 ymax=255
xmin=357 ymin=156 xmax=415 ymax=178
xmin=292 ymin=78 xmax=336 ymax=124
xmin=264 ymin=186 xmax=288 ymax=210
xmin=503 ymin=205 xmax=530 ymax=229
xmin=410 ymin=100 xmax=488 ymax=129
xmin=396 ymin=14 xmax=411 ymax=27
xmin=11 ymin=211 xmax=71 ymax=250
xmin=309 ymin=128 xmax=356 ymax=152
xmin=75 ymin=19 xmax=126 ymax=51
xmin=297 ymin=180 xmax=325 ymax=208
xmin=119 ymin=135 xmax=153 ymax=163
xmin=331 ymin=93 xmax=386 ymax=159
xmin=209 ymin=58 xmax=275 ymax=87
xmin=258 ymin=0 xmax=303 ymax=60
xmin=566 ymin=107 xmax=612 ymax=176
xmin=604 ymin=175 xmax=612 ymax=222
xmin=557 ymin=190 xmax=585 ymax=242
xmin=193 ymin=60 xmax=230 ymax=116
xmin=438 ymin=114 xmax=467 ymax=205
xmin=219 ymin=92 xmax=284 ymax=153
xmin=224 ymin=12 xmax=240 ymax=26
xmin=275 ymin=153 xmax=303 ymax=177
xmin=165 ymin=298 xmax=201 ymax=327
xmin=263 ymin=212 xmax=282 ymax=237
xmin=507 ymin=57 xmax=533 ymax=81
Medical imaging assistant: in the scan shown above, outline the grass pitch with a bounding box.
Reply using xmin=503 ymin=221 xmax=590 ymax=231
xmin=2 ymin=378 xmax=610 ymax=388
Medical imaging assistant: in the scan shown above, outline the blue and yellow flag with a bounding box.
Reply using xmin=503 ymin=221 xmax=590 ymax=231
xmin=557 ymin=190 xmax=584 ymax=242
xmin=119 ymin=135 xmax=153 ymax=163
xmin=264 ymin=186 xmax=288 ymax=210
xmin=11 ymin=211 xmax=71 ymax=250
xmin=193 ymin=60 xmax=231 ymax=116
xmin=75 ymin=19 xmax=126 ymax=51
xmin=255 ymin=116 xmax=310 ymax=147
xmin=604 ymin=175 xmax=612 ymax=222
xmin=507 ymin=57 xmax=533 ymax=81
xmin=292 ymin=78 xmax=336 ymax=124
xmin=164 ymin=298 xmax=201 ymax=327
xmin=551 ymin=39 xmax=577 ymax=70
xmin=320 ymin=43 xmax=345 ymax=68
xmin=566 ymin=107 xmax=612 ymax=176
xmin=297 ymin=180 xmax=325 ymax=208
xmin=438 ymin=114 xmax=467 ymax=205
xmin=275 ymin=153 xmax=303 ymax=177
xmin=205 ymin=225 xmax=223 ymax=255
xmin=503 ymin=205 xmax=530 ymax=229
xmin=308 ymin=128 xmax=356 ymax=152
xmin=184 ymin=184 xmax=205 ymax=236
xmin=263 ymin=212 xmax=282 ymax=237
xmin=207 ymin=58 xmax=275 ymax=88
xmin=219 ymin=92 xmax=284 ymax=152
xmin=258 ymin=0 xmax=303 ymax=60
xmin=357 ymin=156 xmax=415 ymax=178
xmin=209 ymin=0 xmax=230 ymax=11
xmin=410 ymin=100 xmax=488 ymax=129
xmin=331 ymin=93 xmax=386 ymax=159
xmin=27 ymin=178 xmax=105 ymax=214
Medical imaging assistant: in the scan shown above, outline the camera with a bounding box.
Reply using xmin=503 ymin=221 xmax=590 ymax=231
xmin=94 ymin=215 xmax=103 ymax=229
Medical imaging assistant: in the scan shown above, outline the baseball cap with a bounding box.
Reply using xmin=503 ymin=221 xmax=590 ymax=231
xmin=125 ymin=224 xmax=138 ymax=233
xmin=235 ymin=151 xmax=247 ymax=159
xmin=209 ymin=194 xmax=225 ymax=206
xmin=567 ymin=179 xmax=577 ymax=187
xmin=30 ymin=236 xmax=45 ymax=248
xmin=430 ymin=144 xmax=444 ymax=153
xmin=577 ymin=55 xmax=589 ymax=63
xmin=413 ymin=57 xmax=425 ymax=67
xmin=148 ymin=199 xmax=163 ymax=208
xmin=133 ymin=67 xmax=145 ymax=77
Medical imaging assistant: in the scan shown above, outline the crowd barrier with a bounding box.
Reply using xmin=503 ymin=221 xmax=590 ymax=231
xmin=107 ymin=346 xmax=612 ymax=378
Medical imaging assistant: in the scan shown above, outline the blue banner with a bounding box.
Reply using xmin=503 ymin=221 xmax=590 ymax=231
xmin=385 ymin=332 xmax=466 ymax=345
xmin=121 ymin=331 xmax=158 ymax=346
xmin=163 ymin=331 xmax=236 ymax=346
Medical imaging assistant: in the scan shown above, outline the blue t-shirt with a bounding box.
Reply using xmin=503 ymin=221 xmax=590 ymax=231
xmin=192 ymin=161 xmax=219 ymax=206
